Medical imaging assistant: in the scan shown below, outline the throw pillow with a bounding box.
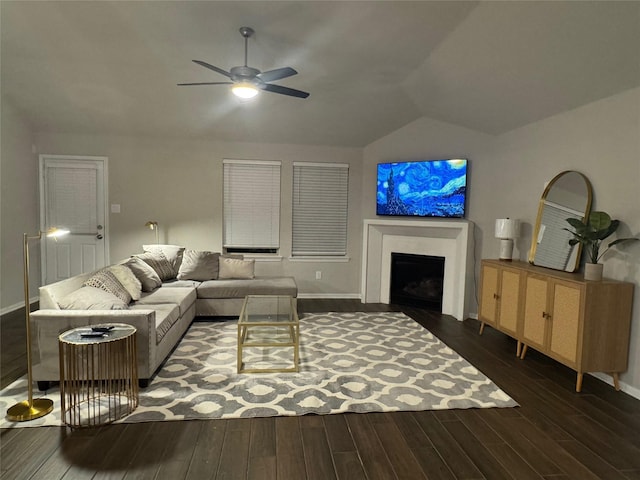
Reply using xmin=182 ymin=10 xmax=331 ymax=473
xmin=143 ymin=244 xmax=185 ymax=275
xmin=124 ymin=257 xmax=162 ymax=291
xmin=108 ymin=264 xmax=142 ymax=300
xmin=83 ymin=269 xmax=132 ymax=304
xmin=58 ymin=286 xmax=129 ymax=310
xmin=218 ymin=256 xmax=255 ymax=279
xmin=177 ymin=250 xmax=220 ymax=281
xmin=134 ymin=251 xmax=176 ymax=281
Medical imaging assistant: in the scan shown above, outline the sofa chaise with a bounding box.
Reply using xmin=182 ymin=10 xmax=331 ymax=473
xmin=30 ymin=245 xmax=297 ymax=389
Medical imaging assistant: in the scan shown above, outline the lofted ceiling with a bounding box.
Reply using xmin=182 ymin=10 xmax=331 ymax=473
xmin=2 ymin=1 xmax=639 ymax=148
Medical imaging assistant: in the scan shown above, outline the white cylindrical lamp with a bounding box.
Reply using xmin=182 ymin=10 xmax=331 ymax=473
xmin=495 ymin=218 xmax=521 ymax=261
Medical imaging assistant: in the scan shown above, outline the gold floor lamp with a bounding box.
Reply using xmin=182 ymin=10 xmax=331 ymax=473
xmin=7 ymin=227 xmax=69 ymax=422
xmin=145 ymin=221 xmax=159 ymax=244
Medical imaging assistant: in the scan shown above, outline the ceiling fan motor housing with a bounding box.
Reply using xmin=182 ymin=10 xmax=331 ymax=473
xmin=230 ymin=65 xmax=262 ymax=83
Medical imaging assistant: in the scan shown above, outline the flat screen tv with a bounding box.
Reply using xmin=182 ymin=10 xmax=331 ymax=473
xmin=376 ymin=159 xmax=467 ymax=218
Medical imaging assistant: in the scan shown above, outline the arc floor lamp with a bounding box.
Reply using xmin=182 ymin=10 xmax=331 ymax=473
xmin=145 ymin=221 xmax=159 ymax=244
xmin=7 ymin=227 xmax=69 ymax=422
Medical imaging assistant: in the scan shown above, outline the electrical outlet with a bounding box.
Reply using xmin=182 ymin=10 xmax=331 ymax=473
xmin=315 ymin=271 xmax=322 ymax=280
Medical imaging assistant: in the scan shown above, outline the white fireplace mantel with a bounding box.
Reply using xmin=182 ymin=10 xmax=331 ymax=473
xmin=360 ymin=218 xmax=473 ymax=320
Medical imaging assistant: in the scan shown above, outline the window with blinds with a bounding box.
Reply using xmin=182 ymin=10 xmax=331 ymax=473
xmin=292 ymin=162 xmax=349 ymax=256
xmin=223 ymin=159 xmax=281 ymax=253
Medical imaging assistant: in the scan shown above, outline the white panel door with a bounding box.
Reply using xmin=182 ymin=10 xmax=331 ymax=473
xmin=40 ymin=155 xmax=108 ymax=284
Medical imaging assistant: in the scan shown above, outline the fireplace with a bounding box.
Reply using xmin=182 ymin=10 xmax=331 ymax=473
xmin=361 ymin=219 xmax=472 ymax=320
xmin=390 ymin=253 xmax=445 ymax=311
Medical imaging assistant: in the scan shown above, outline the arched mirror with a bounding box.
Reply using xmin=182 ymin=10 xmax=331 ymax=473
xmin=529 ymin=171 xmax=593 ymax=272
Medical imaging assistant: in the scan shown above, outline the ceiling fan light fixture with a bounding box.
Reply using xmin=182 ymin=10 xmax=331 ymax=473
xmin=232 ymin=82 xmax=259 ymax=99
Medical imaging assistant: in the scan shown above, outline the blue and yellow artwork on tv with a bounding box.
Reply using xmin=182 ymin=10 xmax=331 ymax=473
xmin=376 ymin=159 xmax=467 ymax=218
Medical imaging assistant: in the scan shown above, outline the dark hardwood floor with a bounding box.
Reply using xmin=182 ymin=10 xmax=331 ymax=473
xmin=2 ymin=299 xmax=640 ymax=479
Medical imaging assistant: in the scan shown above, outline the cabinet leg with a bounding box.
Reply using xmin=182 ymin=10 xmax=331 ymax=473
xmin=516 ymin=341 xmax=522 ymax=357
xmin=479 ymin=322 xmax=485 ymax=335
xmin=576 ymin=372 xmax=583 ymax=393
xmin=519 ymin=344 xmax=528 ymax=360
xmin=612 ymin=373 xmax=620 ymax=391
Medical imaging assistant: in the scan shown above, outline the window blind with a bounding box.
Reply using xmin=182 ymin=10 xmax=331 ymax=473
xmin=223 ymin=159 xmax=281 ymax=250
xmin=46 ymin=165 xmax=98 ymax=233
xmin=292 ymin=162 xmax=349 ymax=256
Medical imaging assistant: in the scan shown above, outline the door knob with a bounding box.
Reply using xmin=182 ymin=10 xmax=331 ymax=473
xmin=96 ymin=234 xmax=103 ymax=240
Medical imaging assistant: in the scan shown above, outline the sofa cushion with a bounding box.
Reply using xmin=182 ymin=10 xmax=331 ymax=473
xmin=135 ymin=251 xmax=175 ymax=281
xmin=83 ymin=269 xmax=132 ymax=304
xmin=218 ymin=257 xmax=255 ymax=279
xmin=134 ymin=287 xmax=196 ymax=316
xmin=143 ymin=244 xmax=185 ymax=274
xmin=124 ymin=257 xmax=162 ymax=292
xmin=108 ymin=264 xmax=142 ymax=300
xmin=177 ymin=250 xmax=220 ymax=281
xmin=130 ymin=303 xmax=180 ymax=344
xmin=197 ymin=276 xmax=298 ymax=299
xmin=58 ymin=286 xmax=129 ymax=310
xmin=39 ymin=271 xmax=93 ymax=309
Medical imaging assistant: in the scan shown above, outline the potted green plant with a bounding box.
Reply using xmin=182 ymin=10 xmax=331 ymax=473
xmin=565 ymin=211 xmax=638 ymax=280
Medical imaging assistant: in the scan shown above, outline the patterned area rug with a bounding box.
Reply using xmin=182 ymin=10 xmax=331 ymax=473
xmin=0 ymin=312 xmax=517 ymax=428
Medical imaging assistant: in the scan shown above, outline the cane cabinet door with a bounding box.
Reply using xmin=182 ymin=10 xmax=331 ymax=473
xmin=522 ymin=274 xmax=549 ymax=352
xmin=479 ymin=263 xmax=499 ymax=329
xmin=548 ymin=281 xmax=582 ymax=365
xmin=497 ymin=269 xmax=521 ymax=337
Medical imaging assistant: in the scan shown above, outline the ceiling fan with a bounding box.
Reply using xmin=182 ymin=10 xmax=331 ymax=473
xmin=178 ymin=27 xmax=309 ymax=99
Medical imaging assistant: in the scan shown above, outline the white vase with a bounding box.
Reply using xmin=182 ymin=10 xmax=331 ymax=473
xmin=584 ymin=263 xmax=603 ymax=281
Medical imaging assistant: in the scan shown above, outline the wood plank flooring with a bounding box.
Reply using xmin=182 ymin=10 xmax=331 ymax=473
xmin=2 ymin=299 xmax=640 ymax=479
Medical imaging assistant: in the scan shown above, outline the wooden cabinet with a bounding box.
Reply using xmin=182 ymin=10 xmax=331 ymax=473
xmin=479 ymin=260 xmax=634 ymax=392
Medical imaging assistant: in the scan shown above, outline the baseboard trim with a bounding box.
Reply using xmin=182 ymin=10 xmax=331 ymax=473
xmin=297 ymin=293 xmax=362 ymax=300
xmin=0 ymin=297 xmax=38 ymax=317
xmin=591 ymin=372 xmax=640 ymax=401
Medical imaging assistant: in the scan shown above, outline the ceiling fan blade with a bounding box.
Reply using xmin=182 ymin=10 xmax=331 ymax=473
xmin=262 ymin=83 xmax=309 ymax=99
xmin=177 ymin=82 xmax=233 ymax=86
xmin=257 ymin=67 xmax=298 ymax=83
xmin=192 ymin=60 xmax=232 ymax=79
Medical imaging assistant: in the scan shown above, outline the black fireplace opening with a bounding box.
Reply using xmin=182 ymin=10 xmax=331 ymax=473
xmin=390 ymin=252 xmax=445 ymax=311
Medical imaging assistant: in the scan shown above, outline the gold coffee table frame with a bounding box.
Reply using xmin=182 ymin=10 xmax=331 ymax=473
xmin=59 ymin=323 xmax=138 ymax=428
xmin=237 ymin=295 xmax=299 ymax=373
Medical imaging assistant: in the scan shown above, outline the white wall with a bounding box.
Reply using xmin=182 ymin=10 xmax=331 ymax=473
xmin=33 ymin=133 xmax=364 ymax=297
xmin=0 ymin=99 xmax=40 ymax=313
xmin=364 ymin=87 xmax=640 ymax=395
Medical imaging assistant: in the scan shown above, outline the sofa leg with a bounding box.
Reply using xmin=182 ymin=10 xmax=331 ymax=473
xmin=37 ymin=381 xmax=50 ymax=391
xmin=139 ymin=379 xmax=150 ymax=389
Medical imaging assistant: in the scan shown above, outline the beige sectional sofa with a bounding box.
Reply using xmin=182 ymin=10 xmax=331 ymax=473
xmin=30 ymin=245 xmax=297 ymax=389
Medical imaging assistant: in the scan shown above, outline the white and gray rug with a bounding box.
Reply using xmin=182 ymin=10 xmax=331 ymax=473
xmin=0 ymin=312 xmax=517 ymax=428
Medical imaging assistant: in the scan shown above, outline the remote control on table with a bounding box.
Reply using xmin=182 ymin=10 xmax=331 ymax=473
xmin=91 ymin=326 xmax=114 ymax=332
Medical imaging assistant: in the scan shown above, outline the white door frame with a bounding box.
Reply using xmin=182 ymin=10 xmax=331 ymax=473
xmin=39 ymin=154 xmax=110 ymax=283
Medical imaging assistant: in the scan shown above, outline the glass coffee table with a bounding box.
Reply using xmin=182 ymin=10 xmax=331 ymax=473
xmin=237 ymin=295 xmax=299 ymax=373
